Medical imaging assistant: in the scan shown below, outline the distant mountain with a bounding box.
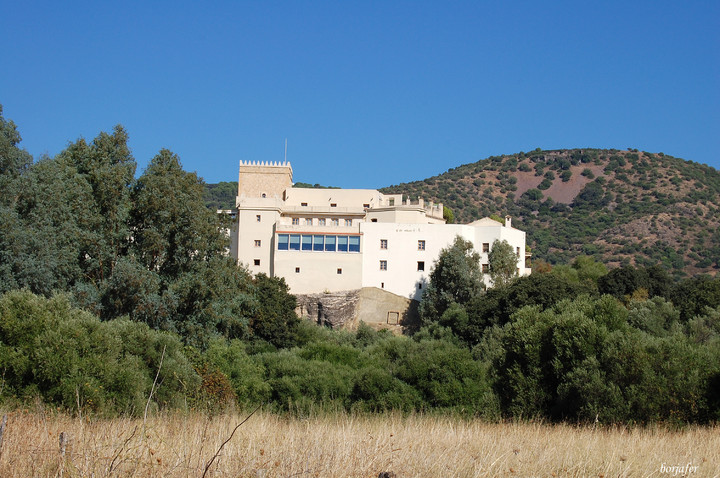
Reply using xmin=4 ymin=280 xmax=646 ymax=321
xmin=381 ymin=149 xmax=720 ymax=277
xmin=205 ymin=149 xmax=720 ymax=277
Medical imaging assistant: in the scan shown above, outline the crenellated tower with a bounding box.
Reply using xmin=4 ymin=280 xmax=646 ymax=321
xmin=238 ymin=160 xmax=293 ymax=199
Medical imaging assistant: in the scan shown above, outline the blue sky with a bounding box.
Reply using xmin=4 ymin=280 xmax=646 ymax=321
xmin=2 ymin=1 xmax=718 ymax=188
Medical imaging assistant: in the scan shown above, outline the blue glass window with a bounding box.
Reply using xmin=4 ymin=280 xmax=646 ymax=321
xmin=349 ymin=236 xmax=360 ymax=252
xmin=325 ymin=235 xmax=336 ymax=251
xmin=289 ymin=234 xmax=301 ymax=250
xmin=301 ymin=235 xmax=312 ymax=251
xmin=337 ymin=236 xmax=348 ymax=252
xmin=313 ymin=235 xmax=324 ymax=251
xmin=278 ymin=234 xmax=289 ymax=250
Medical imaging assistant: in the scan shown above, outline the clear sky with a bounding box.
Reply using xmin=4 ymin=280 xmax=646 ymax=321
xmin=2 ymin=1 xmax=718 ymax=189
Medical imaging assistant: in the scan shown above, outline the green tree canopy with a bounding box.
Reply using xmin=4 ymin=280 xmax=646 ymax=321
xmin=488 ymin=239 xmax=518 ymax=288
xmin=419 ymin=236 xmax=484 ymax=324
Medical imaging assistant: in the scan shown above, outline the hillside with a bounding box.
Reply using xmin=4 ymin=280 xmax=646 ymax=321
xmin=205 ymin=149 xmax=720 ymax=277
xmin=381 ymin=149 xmax=720 ymax=277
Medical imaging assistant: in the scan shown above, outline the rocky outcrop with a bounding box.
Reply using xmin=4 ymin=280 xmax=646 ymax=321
xmin=295 ymin=287 xmax=420 ymax=333
xmin=295 ymin=290 xmax=360 ymax=329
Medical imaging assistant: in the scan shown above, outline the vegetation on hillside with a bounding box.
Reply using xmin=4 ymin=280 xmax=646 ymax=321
xmin=381 ymin=148 xmax=720 ymax=277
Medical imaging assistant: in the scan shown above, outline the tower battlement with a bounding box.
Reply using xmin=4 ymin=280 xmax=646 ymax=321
xmin=238 ymin=160 xmax=293 ymax=198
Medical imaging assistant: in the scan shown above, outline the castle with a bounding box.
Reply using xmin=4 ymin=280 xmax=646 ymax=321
xmin=228 ymin=161 xmax=530 ymax=328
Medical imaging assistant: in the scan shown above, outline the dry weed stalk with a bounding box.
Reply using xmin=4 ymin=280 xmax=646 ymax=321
xmin=0 ymin=409 xmax=716 ymax=477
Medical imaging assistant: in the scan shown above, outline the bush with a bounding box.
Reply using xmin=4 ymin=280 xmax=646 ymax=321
xmin=0 ymin=290 xmax=199 ymax=415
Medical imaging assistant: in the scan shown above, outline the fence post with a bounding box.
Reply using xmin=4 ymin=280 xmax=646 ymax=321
xmin=0 ymin=414 xmax=7 ymax=458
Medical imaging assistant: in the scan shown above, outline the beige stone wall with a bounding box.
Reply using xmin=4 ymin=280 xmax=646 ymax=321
xmin=238 ymin=162 xmax=292 ymax=199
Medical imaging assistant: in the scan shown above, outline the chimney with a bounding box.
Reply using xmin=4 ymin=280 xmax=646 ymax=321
xmin=505 ymin=215 xmax=512 ymax=228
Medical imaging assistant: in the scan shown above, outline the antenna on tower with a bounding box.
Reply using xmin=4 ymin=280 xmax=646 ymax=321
xmin=284 ymin=138 xmax=288 ymax=164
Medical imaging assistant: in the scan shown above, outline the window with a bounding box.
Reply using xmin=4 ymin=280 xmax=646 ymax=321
xmin=345 ymin=219 xmax=352 ymax=226
xmin=301 ymin=202 xmax=308 ymax=206
xmin=289 ymin=234 xmax=301 ymax=250
xmin=380 ymin=239 xmax=388 ymax=249
xmin=331 ymin=218 xmax=339 ymax=226
xmin=380 ymin=260 xmax=387 ymax=271
xmin=318 ymin=218 xmax=326 ymax=226
xmin=387 ymin=311 xmax=399 ymax=325
xmin=278 ymin=234 xmax=289 ymax=250
xmin=254 ymin=240 xmax=261 ymax=247
xmin=292 ymin=218 xmax=300 ymax=225
xmin=313 ymin=235 xmax=324 ymax=251
xmin=482 ymin=243 xmax=489 ymax=253
xmin=363 ymin=203 xmax=370 ymax=208
xmin=349 ymin=236 xmax=360 ymax=252
xmin=418 ymin=240 xmax=425 ymax=251
xmin=418 ymin=282 xmax=423 ymax=289
xmin=325 ymin=235 xmax=336 ymax=251
xmin=482 ymin=264 xmax=489 ymax=273
xmin=301 ymin=235 xmax=312 ymax=251
xmin=305 ymin=218 xmax=312 ymax=226
xmin=253 ymin=259 xmax=260 ymax=266
xmin=389 ymin=198 xmax=395 ymax=206
xmin=337 ymin=268 xmax=342 ymax=274
xmin=331 ymin=203 xmax=337 ymax=207
xmin=295 ymin=267 xmax=300 ymax=273
xmin=256 ymin=215 xmax=261 ymax=222
xmin=516 ymin=247 xmax=521 ymax=257
xmin=261 ymin=193 xmax=266 ymax=198
xmin=417 ymin=261 xmax=425 ymax=271
xmin=371 ymin=218 xmax=378 ymax=222
xmin=337 ymin=236 xmax=348 ymax=252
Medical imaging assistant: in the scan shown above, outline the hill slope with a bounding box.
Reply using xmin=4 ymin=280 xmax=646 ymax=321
xmin=381 ymin=149 xmax=720 ymax=277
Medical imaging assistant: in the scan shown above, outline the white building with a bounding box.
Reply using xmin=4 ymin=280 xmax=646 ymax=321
xmin=229 ymin=161 xmax=530 ymax=306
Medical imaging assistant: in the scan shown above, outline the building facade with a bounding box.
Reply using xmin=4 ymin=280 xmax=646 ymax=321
xmin=229 ymin=160 xmax=531 ymax=302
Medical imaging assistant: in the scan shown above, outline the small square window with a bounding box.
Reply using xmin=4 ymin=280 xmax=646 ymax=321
xmin=363 ymin=203 xmax=370 ymax=208
xmin=417 ymin=261 xmax=425 ymax=271
xmin=482 ymin=243 xmax=489 ymax=253
xmin=254 ymin=259 xmax=261 ymax=266
xmin=256 ymin=215 xmax=261 ymax=222
xmin=301 ymin=202 xmax=308 ymax=206
xmin=254 ymin=240 xmax=261 ymax=247
xmin=337 ymin=268 xmax=342 ymax=274
xmin=295 ymin=267 xmax=300 ymax=273
xmin=380 ymin=239 xmax=388 ymax=249
xmin=305 ymin=218 xmax=312 ymax=225
xmin=371 ymin=218 xmax=378 ymax=222
xmin=330 ymin=203 xmax=337 ymax=207
xmin=380 ymin=260 xmax=387 ymax=271
xmin=418 ymin=240 xmax=425 ymax=251
xmin=318 ymin=218 xmax=326 ymax=226
xmin=292 ymin=218 xmax=300 ymax=225
xmin=345 ymin=219 xmax=352 ymax=226
xmin=482 ymin=264 xmax=489 ymax=273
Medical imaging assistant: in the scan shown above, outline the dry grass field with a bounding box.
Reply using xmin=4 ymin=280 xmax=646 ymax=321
xmin=0 ymin=408 xmax=717 ymax=477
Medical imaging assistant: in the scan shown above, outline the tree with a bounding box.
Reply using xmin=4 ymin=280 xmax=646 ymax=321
xmin=488 ymin=239 xmax=518 ymax=288
xmin=56 ymin=127 xmax=136 ymax=284
xmin=130 ymin=149 xmax=228 ymax=279
xmin=0 ymin=104 xmax=33 ymax=205
xmin=443 ymin=206 xmax=454 ymax=224
xmin=419 ymin=236 xmax=484 ymax=324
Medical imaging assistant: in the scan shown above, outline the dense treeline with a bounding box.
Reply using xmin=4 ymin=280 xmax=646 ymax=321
xmin=2 ymin=106 xmax=720 ymax=424
xmin=0 ymin=106 xmax=298 ymax=350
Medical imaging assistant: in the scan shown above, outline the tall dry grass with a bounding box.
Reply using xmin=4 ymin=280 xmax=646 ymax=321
xmin=0 ymin=407 xmax=717 ymax=477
